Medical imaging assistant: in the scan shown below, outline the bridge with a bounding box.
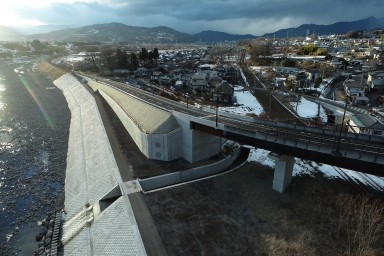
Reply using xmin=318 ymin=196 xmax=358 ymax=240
xmin=75 ymin=72 xmax=384 ymax=193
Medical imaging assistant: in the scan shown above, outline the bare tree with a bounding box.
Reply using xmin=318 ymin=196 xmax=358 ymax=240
xmin=84 ymin=46 xmax=100 ymax=72
xmin=336 ymin=194 xmax=384 ymax=256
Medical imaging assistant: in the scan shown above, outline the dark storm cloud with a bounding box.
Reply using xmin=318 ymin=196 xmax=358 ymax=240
xmin=8 ymin=0 xmax=384 ymax=34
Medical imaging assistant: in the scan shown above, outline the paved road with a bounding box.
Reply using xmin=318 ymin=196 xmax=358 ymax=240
xmin=82 ymin=80 xmax=168 ymax=256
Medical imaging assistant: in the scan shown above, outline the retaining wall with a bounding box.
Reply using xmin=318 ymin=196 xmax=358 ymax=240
xmin=139 ymin=146 xmax=242 ymax=191
xmin=99 ymin=90 xmax=183 ymax=161
xmin=53 ymin=74 xmax=146 ymax=256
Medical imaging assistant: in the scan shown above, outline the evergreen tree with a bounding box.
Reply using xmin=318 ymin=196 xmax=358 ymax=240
xmin=116 ymin=49 xmax=128 ymax=69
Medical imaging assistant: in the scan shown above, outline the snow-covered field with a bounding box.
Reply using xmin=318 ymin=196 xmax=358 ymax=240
xmin=290 ymin=97 xmax=328 ymax=121
xmin=218 ymin=86 xmax=263 ymax=115
xmin=247 ymin=147 xmax=384 ymax=191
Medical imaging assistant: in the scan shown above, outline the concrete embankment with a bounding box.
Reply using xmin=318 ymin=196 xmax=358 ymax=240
xmin=87 ymin=80 xmax=183 ymax=161
xmin=139 ymin=147 xmax=243 ymax=191
xmin=53 ymin=74 xmax=146 ymax=255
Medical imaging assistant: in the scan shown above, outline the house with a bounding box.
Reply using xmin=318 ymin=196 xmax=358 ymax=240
xmin=288 ymin=72 xmax=307 ymax=83
xmin=367 ymin=71 xmax=384 ymax=90
xmin=159 ymin=75 xmax=174 ymax=86
xmin=213 ymin=81 xmax=234 ymax=102
xmin=343 ymin=81 xmax=365 ymax=96
xmin=134 ymin=67 xmax=150 ymax=77
xmin=208 ymin=77 xmax=223 ymax=91
xmin=348 ymin=114 xmax=384 ymax=136
xmin=150 ymin=71 xmax=162 ymax=81
xmin=196 ymin=69 xmax=218 ymax=81
xmin=276 ymin=66 xmax=300 ymax=74
xmin=364 ymin=48 xmax=378 ymax=57
xmin=304 ymin=69 xmax=323 ymax=82
xmin=221 ymin=67 xmax=238 ymax=83
xmin=188 ymin=74 xmax=207 ymax=90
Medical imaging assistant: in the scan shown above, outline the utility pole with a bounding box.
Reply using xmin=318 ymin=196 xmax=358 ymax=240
xmin=333 ymin=97 xmax=349 ymax=157
xmin=215 ymin=95 xmax=219 ymax=127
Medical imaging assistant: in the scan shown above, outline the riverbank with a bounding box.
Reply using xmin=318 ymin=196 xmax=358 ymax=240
xmin=0 ymin=61 xmax=70 ymax=255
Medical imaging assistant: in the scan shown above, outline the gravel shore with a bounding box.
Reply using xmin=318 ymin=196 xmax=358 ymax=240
xmin=0 ymin=63 xmax=70 ymax=255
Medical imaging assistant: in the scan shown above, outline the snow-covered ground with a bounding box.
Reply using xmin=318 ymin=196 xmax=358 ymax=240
xmin=247 ymin=147 xmax=384 ymax=191
xmin=290 ymin=97 xmax=328 ymax=121
xmin=218 ymin=86 xmax=263 ymax=115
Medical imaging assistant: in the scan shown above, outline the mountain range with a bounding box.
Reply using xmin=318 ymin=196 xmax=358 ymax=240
xmin=0 ymin=16 xmax=383 ymax=43
xmin=263 ymin=16 xmax=384 ymax=38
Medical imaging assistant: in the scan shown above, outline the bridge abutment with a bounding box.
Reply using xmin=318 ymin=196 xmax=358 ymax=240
xmin=268 ymin=153 xmax=295 ymax=193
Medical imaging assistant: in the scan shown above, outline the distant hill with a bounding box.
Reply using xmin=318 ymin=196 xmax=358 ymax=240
xmin=28 ymin=23 xmax=199 ymax=43
xmin=0 ymin=26 xmax=23 ymax=41
xmin=263 ymin=16 xmax=384 ymax=38
xmin=194 ymin=30 xmax=258 ymax=42
xmin=10 ymin=24 xmax=80 ymax=35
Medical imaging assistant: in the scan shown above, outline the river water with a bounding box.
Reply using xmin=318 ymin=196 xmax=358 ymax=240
xmin=0 ymin=60 xmax=70 ymax=255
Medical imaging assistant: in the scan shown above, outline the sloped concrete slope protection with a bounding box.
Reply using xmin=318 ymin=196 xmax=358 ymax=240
xmin=53 ymin=74 xmax=146 ymax=256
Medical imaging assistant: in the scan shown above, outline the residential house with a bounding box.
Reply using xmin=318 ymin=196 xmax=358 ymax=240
xmin=159 ymin=75 xmax=175 ymax=86
xmin=367 ymin=71 xmax=384 ymax=90
xmin=150 ymin=71 xmax=162 ymax=81
xmin=276 ymin=66 xmax=300 ymax=74
xmin=196 ymin=69 xmax=218 ymax=82
xmin=364 ymin=48 xmax=378 ymax=57
xmin=343 ymin=81 xmax=365 ymax=96
xmin=220 ymin=67 xmax=238 ymax=83
xmin=348 ymin=114 xmax=384 ymax=136
xmin=134 ymin=67 xmax=150 ymax=77
xmin=208 ymin=77 xmax=223 ymax=91
xmin=188 ymin=74 xmax=207 ymax=90
xmin=213 ymin=81 xmax=235 ymax=102
xmin=288 ymin=71 xmax=307 ymax=83
xmin=304 ymin=69 xmax=323 ymax=82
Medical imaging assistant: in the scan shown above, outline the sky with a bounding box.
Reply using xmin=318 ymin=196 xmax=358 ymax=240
xmin=1 ymin=0 xmax=384 ymax=36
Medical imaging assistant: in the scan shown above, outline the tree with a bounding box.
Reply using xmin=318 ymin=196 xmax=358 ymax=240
xmin=346 ymin=30 xmax=363 ymax=38
xmin=297 ymin=44 xmax=327 ymax=56
xmin=314 ymin=77 xmax=322 ymax=88
xmin=282 ymin=59 xmax=296 ymax=67
xmin=153 ymin=48 xmax=159 ymax=59
xmin=324 ymin=54 xmax=333 ymax=61
xmin=139 ymin=48 xmax=148 ymax=63
xmin=30 ymin=40 xmax=45 ymax=52
xmin=116 ymin=49 xmax=128 ymax=69
xmin=84 ymin=46 xmax=100 ymax=72
xmin=101 ymin=48 xmax=115 ymax=71
xmin=248 ymin=42 xmax=273 ymax=65
xmin=129 ymin=53 xmax=139 ymax=71
xmin=299 ymin=60 xmax=316 ymax=69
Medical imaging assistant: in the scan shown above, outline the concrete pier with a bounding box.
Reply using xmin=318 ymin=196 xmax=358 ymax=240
xmin=268 ymin=153 xmax=295 ymax=193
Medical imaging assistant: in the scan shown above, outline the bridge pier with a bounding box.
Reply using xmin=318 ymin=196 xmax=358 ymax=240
xmin=268 ymin=153 xmax=295 ymax=193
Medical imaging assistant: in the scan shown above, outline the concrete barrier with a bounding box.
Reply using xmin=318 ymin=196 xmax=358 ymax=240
xmin=139 ymin=147 xmax=242 ymax=191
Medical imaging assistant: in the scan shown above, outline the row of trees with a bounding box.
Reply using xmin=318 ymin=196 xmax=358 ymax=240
xmin=85 ymin=47 xmax=160 ymax=72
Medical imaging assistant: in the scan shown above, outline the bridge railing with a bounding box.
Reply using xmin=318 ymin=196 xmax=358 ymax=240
xmin=197 ymin=105 xmax=384 ymax=144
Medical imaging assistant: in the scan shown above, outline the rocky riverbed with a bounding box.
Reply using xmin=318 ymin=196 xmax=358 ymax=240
xmin=0 ymin=61 xmax=70 ymax=255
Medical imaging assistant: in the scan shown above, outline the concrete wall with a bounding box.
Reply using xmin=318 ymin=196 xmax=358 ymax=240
xmin=173 ymin=111 xmax=222 ymax=163
xmin=139 ymin=147 xmax=242 ymax=191
xmin=99 ymin=90 xmax=182 ymax=161
xmin=53 ymin=74 xmax=146 ymax=256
